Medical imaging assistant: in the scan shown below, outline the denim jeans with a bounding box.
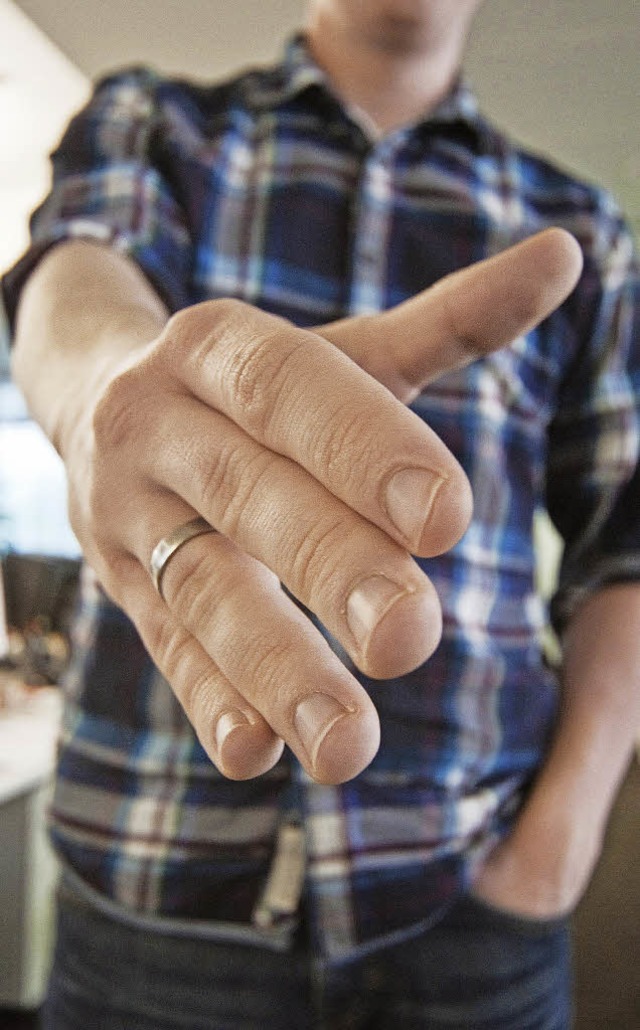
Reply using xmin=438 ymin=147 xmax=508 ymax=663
xmin=42 ymin=875 xmax=572 ymax=1030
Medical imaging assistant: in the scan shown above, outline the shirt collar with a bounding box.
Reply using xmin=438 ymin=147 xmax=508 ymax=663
xmin=253 ymin=34 xmax=485 ymax=140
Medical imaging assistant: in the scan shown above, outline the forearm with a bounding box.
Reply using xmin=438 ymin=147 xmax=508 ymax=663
xmin=531 ymin=582 xmax=640 ymax=843
xmin=11 ymin=240 xmax=168 ymax=456
xmin=472 ymin=581 xmax=640 ymax=915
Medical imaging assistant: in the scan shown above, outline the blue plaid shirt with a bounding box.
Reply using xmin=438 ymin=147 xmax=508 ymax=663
xmin=4 ymin=37 xmax=640 ymax=964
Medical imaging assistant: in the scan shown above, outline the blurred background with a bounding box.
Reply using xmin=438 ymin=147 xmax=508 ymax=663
xmin=0 ymin=1 xmax=638 ymax=1025
xmin=1 ymin=0 xmax=639 ymax=564
xmin=1 ymin=0 xmax=638 ymax=564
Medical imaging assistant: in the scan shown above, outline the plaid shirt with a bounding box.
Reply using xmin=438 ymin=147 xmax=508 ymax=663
xmin=3 ymin=37 xmax=640 ymax=964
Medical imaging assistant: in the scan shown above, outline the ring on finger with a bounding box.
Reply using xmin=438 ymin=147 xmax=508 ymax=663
xmin=149 ymin=516 xmax=217 ymax=600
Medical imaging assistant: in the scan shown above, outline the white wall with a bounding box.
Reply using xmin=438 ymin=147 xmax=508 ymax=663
xmin=0 ymin=0 xmax=89 ymax=275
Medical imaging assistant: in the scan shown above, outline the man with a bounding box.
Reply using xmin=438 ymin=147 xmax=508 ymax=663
xmin=3 ymin=1 xmax=639 ymax=1026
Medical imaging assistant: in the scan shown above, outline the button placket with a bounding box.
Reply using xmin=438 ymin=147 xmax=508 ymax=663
xmin=348 ymin=141 xmax=399 ymax=317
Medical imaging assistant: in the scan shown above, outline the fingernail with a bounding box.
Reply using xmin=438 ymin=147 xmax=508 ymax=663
xmin=346 ymin=574 xmax=408 ymax=649
xmin=385 ymin=467 xmax=446 ymax=547
xmin=294 ymin=693 xmax=355 ymax=770
xmin=216 ymin=709 xmax=252 ymax=756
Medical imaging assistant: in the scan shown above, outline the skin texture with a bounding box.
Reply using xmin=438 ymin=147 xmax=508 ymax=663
xmin=11 ymin=1 xmax=640 ymax=926
xmin=13 ymin=231 xmax=582 ymax=786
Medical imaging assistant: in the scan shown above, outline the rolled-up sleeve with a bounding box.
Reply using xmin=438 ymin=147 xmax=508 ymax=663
xmin=2 ymin=67 xmax=193 ymax=331
xmin=548 ymin=216 xmax=640 ymax=632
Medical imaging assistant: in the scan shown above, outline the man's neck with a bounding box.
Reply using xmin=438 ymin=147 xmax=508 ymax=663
xmin=304 ymin=16 xmax=467 ymax=135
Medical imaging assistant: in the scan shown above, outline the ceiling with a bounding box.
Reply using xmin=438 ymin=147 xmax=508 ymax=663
xmin=7 ymin=0 xmax=640 ymax=234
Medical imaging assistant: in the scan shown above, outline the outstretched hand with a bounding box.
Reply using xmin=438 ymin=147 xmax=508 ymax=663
xmin=61 ymin=228 xmax=582 ymax=784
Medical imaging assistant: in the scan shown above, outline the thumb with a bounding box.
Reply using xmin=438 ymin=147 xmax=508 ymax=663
xmin=319 ymin=228 xmax=583 ymax=402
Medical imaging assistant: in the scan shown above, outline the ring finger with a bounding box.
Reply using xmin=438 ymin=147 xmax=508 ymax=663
xmin=132 ymin=394 xmax=444 ymax=680
xmin=123 ymin=522 xmax=381 ymax=784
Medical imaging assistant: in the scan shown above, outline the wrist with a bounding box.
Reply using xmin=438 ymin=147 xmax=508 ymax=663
xmin=47 ymin=299 xmax=167 ymax=462
xmin=12 ymin=239 xmax=168 ymax=459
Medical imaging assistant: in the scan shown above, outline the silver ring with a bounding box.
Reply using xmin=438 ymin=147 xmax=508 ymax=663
xmin=149 ymin=516 xmax=217 ymax=599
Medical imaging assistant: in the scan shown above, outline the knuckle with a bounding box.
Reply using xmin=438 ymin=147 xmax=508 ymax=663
xmin=167 ymin=297 xmax=303 ymax=442
xmin=202 ymin=303 xmax=300 ymax=432
xmin=165 ymin=298 xmax=242 ymax=352
xmin=224 ymin=328 xmax=300 ymax=436
xmin=176 ymin=663 xmax=218 ymax=736
xmin=227 ymin=332 xmax=273 ymax=410
xmin=93 ymin=550 xmax=138 ymax=609
xmin=159 ymin=298 xmax=251 ymax=378
xmin=288 ymin=516 xmax=351 ymax=604
xmin=195 ymin=442 xmax=276 ymax=541
xmin=147 ymin=614 xmax=191 ymax=682
xmin=163 ymin=304 xmax=194 ymax=340
xmin=105 ymin=549 xmax=136 ymax=587
xmin=313 ymin=404 xmax=375 ymax=481
xmin=237 ymin=636 xmax=298 ymax=708
xmin=171 ymin=296 xmax=253 ymax=362
xmin=92 ymin=365 xmax=149 ymax=455
xmin=218 ymin=451 xmax=278 ymax=540
xmin=190 ymin=437 xmax=236 ymax=518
